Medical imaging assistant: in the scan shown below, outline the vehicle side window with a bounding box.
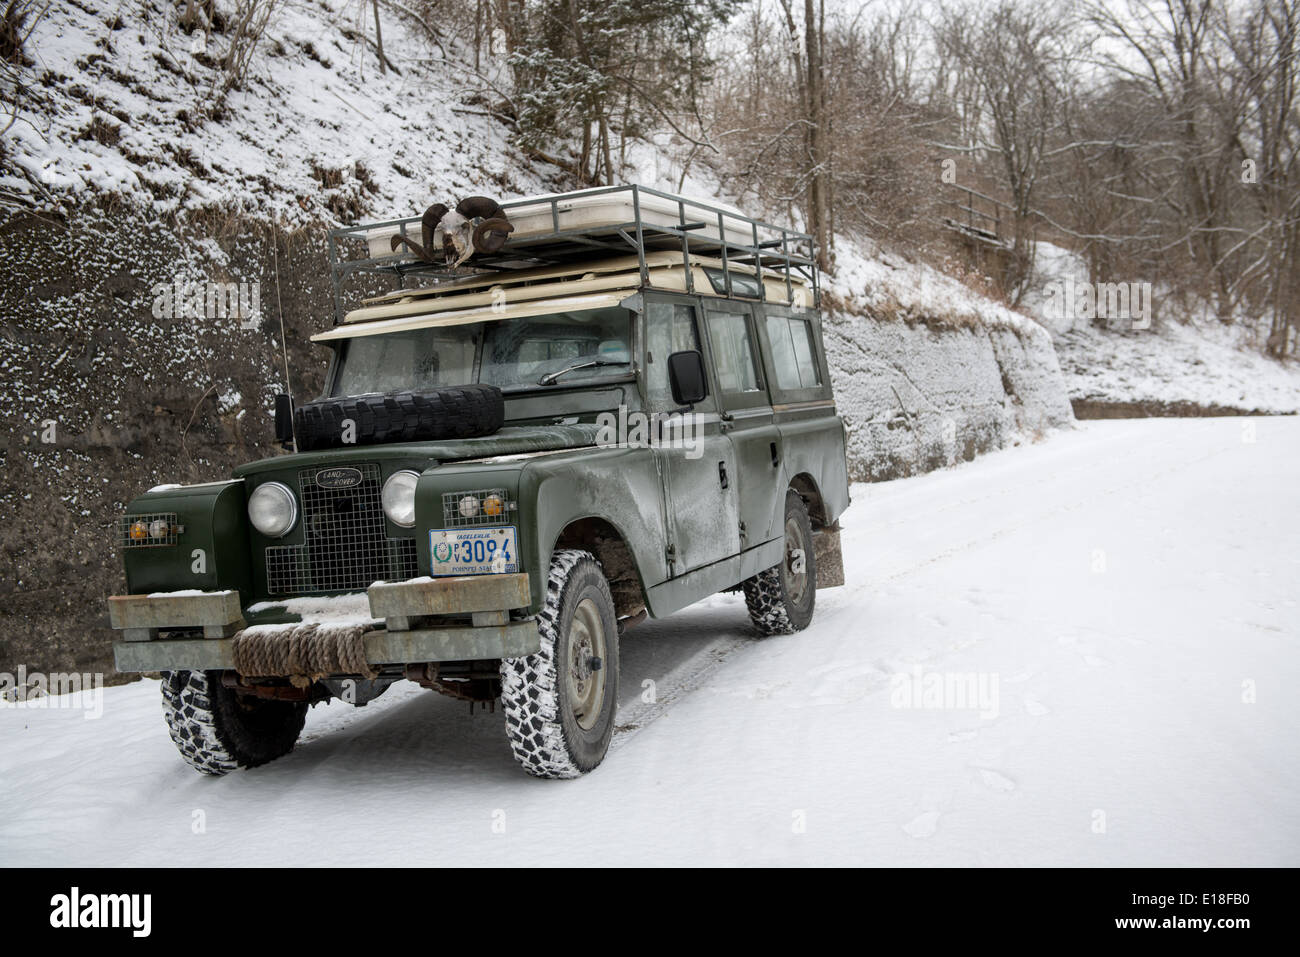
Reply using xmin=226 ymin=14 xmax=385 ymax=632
xmin=646 ymin=301 xmax=702 ymax=409
xmin=790 ymin=317 xmax=822 ymax=385
xmin=765 ymin=313 xmax=823 ymax=390
xmin=706 ymin=309 xmax=760 ymax=393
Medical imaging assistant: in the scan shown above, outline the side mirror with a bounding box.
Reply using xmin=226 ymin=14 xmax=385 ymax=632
xmin=667 ymin=350 xmax=708 ymax=406
xmin=274 ymin=393 xmax=295 ymax=446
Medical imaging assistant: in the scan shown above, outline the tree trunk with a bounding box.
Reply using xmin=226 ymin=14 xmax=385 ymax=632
xmin=372 ymin=0 xmax=386 ymax=75
xmin=579 ymin=121 xmax=592 ymax=186
xmin=600 ymin=115 xmax=615 ymax=186
xmin=804 ymin=0 xmax=830 ymax=270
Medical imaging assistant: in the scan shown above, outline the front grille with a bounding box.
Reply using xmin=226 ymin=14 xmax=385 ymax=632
xmin=266 ymin=464 xmax=417 ymax=594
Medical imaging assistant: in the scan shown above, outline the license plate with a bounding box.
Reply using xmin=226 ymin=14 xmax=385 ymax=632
xmin=429 ymin=526 xmax=519 ymax=575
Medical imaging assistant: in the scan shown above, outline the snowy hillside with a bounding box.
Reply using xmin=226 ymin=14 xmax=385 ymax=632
xmin=1057 ymin=319 xmax=1300 ymax=416
xmin=1026 ymin=241 xmax=1300 ymax=415
xmin=4 ymin=419 xmax=1296 ymax=866
xmin=4 ymin=0 xmax=555 ymax=223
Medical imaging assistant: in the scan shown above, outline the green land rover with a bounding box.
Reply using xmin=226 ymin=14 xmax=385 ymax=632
xmin=109 ymin=186 xmax=850 ymax=778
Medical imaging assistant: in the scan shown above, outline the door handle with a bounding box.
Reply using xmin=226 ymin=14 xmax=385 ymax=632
xmin=718 ymin=461 xmax=729 ymax=489
xmin=770 ymin=441 xmax=780 ymax=467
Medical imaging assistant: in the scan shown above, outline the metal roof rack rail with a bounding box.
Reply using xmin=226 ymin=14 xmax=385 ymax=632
xmin=327 ymin=184 xmax=820 ymax=324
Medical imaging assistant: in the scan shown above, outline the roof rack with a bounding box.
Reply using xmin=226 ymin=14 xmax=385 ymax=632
xmin=327 ymin=185 xmax=820 ymax=325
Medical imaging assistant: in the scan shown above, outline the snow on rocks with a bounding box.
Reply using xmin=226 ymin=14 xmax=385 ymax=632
xmin=823 ymin=237 xmax=1074 ymax=481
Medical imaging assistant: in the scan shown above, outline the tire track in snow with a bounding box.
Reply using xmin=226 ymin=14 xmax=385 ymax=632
xmin=609 ymin=635 xmax=753 ymax=751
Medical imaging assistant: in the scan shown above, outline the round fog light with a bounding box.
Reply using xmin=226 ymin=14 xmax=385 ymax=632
xmin=382 ymin=470 xmax=420 ymax=528
xmin=148 ymin=519 xmax=170 ymax=539
xmin=483 ymin=493 xmax=504 ymax=517
xmin=458 ymin=495 xmax=480 ymax=518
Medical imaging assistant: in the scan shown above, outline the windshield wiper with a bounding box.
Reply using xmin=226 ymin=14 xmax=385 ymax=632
xmin=537 ymin=358 xmax=630 ymax=386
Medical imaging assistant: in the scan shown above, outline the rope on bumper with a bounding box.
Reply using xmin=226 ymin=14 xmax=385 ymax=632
xmin=232 ymin=623 xmax=377 ymax=685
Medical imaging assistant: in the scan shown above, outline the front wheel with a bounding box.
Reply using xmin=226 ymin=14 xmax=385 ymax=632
xmin=160 ymin=671 xmax=307 ymax=775
xmin=501 ymin=549 xmax=620 ymax=778
xmin=742 ymin=490 xmax=817 ymax=636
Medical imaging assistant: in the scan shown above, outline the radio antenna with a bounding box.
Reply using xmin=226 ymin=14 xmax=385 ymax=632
xmin=271 ymin=224 xmax=297 ymax=453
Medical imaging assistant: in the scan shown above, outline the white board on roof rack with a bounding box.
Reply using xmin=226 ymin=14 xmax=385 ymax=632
xmin=364 ymin=189 xmax=777 ymax=260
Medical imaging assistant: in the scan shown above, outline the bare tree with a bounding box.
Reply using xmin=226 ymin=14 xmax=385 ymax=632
xmin=1226 ymin=0 xmax=1300 ymax=353
xmin=935 ymin=0 xmax=1083 ymax=301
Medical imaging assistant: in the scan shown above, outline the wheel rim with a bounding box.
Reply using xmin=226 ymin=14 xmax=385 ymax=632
xmin=566 ymin=597 xmax=607 ymax=731
xmin=782 ymin=516 xmax=809 ymax=606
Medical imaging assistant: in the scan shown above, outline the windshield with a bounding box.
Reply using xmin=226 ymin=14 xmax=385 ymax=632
xmin=331 ymin=307 xmax=633 ymax=396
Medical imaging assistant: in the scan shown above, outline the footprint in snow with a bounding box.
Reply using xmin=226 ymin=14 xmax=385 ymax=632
xmin=1023 ymin=697 xmax=1051 ymax=716
xmin=976 ymin=768 xmax=1016 ymax=792
xmin=902 ymin=811 xmax=941 ymax=838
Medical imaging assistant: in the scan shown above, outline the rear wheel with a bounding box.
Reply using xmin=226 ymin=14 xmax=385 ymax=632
xmin=743 ymin=490 xmax=817 ymax=636
xmin=160 ymin=671 xmax=307 ymax=775
xmin=501 ymin=550 xmax=619 ymax=778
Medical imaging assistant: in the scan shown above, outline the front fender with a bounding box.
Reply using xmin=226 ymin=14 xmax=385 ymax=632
xmin=121 ymin=480 xmax=252 ymax=600
xmin=523 ymin=446 xmax=668 ymax=612
xmin=411 ymin=446 xmax=668 ymax=615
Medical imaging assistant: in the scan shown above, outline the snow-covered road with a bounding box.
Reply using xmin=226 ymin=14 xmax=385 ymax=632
xmin=3 ymin=418 xmax=1297 ymax=866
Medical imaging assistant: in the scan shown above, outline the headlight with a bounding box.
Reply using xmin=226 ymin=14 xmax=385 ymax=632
xmin=382 ymin=470 xmax=420 ymax=527
xmin=248 ymin=482 xmax=298 ymax=537
xmin=458 ymin=494 xmax=480 ymax=518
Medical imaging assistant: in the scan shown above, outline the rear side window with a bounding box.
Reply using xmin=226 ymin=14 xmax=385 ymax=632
xmin=706 ymin=310 xmax=760 ymax=393
xmin=765 ymin=314 xmax=823 ymax=390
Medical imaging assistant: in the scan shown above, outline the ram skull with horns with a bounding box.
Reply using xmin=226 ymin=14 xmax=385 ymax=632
xmin=391 ymin=196 xmax=515 ymax=267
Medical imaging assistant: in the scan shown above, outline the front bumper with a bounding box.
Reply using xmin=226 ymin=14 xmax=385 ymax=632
xmin=110 ymin=574 xmax=536 ymax=674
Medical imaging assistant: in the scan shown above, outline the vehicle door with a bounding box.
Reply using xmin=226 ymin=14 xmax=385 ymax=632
xmin=644 ymin=297 xmax=740 ymax=575
xmin=699 ymin=299 xmax=784 ymax=550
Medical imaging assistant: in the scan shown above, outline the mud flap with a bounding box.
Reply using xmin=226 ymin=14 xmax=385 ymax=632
xmin=813 ymin=523 xmax=845 ymax=588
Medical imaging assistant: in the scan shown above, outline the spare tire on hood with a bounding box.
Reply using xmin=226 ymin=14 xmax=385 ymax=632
xmin=293 ymin=385 xmax=505 ymax=450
